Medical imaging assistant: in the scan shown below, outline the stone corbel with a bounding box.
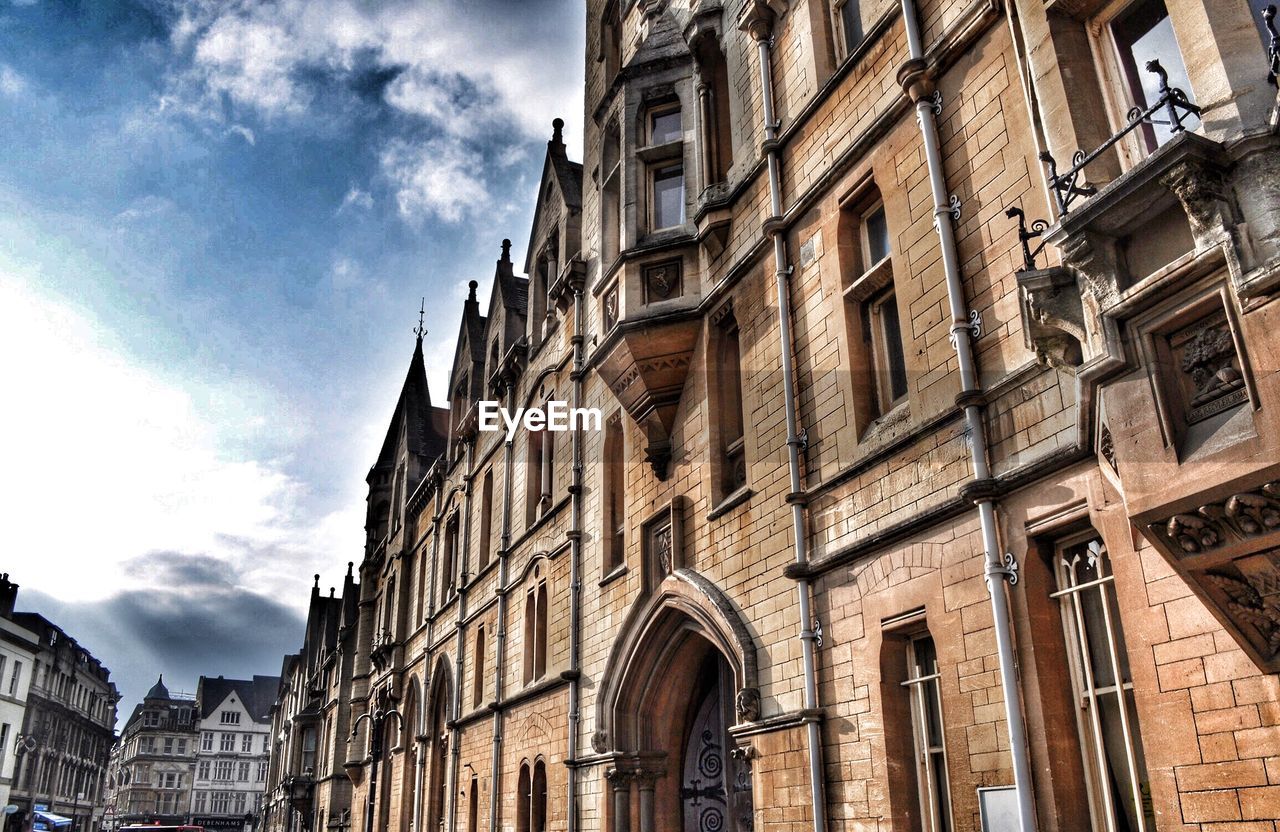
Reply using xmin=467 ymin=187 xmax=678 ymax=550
xmin=1016 ymin=266 xmax=1088 ymax=370
xmin=737 ymin=0 xmax=783 ymax=41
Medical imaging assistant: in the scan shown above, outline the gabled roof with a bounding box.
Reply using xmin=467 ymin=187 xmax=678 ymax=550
xmin=196 ymin=674 xmax=280 ymax=723
xmin=491 ymin=239 xmax=529 ymax=313
xmin=523 ymin=118 xmax=584 ymax=274
xmin=371 ymin=336 xmax=448 ymax=473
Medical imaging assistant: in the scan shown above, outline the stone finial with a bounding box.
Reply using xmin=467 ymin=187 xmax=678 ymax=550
xmin=501 ymin=238 xmax=512 ymax=263
xmin=468 ymin=280 xmax=478 ymax=301
xmin=551 ymin=118 xmax=564 ymax=145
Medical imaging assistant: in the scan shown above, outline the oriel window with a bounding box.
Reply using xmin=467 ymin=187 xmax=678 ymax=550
xmin=651 ymin=164 xmax=685 ymax=230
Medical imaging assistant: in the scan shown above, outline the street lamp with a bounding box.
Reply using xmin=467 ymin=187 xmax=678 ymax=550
xmin=348 ymin=693 xmax=401 ymax=832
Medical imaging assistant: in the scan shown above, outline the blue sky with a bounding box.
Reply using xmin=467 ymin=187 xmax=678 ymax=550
xmin=0 ymin=0 xmax=584 ymax=714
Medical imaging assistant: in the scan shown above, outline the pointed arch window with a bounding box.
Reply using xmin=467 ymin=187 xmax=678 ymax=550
xmin=602 ymin=413 xmax=626 ymax=574
xmin=525 ymin=406 xmax=554 ymax=525
xmin=468 ymin=774 xmax=480 ymax=832
xmin=693 ymin=35 xmax=734 ymax=187
xmin=601 ymin=118 xmax=622 ymax=265
xmin=515 ymin=760 xmax=547 ymax=832
xmin=599 ymin=0 xmax=621 ymax=87
xmin=710 ymin=303 xmax=747 ymax=501
xmin=473 ymin=626 xmax=487 ymax=709
xmin=1052 ymin=534 xmax=1153 ymax=832
xmin=522 ymin=567 xmax=549 ymax=685
xmin=479 ymin=468 xmax=494 ymax=571
xmin=441 ymin=513 xmax=460 ymax=604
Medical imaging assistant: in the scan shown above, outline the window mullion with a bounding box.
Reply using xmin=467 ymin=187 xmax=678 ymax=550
xmin=1066 ymin=569 xmax=1120 ymax=832
xmin=1094 ymin=579 xmax=1148 ymax=832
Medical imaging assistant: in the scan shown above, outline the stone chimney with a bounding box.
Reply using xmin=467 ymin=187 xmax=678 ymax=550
xmin=0 ymin=573 xmax=17 ymax=619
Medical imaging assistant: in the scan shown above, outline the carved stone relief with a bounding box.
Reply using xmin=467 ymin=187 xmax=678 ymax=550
xmin=643 ymin=259 xmax=683 ymax=303
xmin=1168 ymin=313 xmax=1247 ymax=424
xmin=1145 ymin=482 xmax=1280 ymax=672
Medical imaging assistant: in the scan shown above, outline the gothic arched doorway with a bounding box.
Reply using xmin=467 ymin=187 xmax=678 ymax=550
xmin=424 ymin=662 xmax=452 ymax=832
xmin=597 ymin=571 xmax=758 ymax=832
xmin=399 ymin=682 xmax=420 ymax=832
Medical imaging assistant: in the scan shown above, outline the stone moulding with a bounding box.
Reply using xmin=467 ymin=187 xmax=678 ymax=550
xmin=1144 ymin=477 xmax=1280 ymax=673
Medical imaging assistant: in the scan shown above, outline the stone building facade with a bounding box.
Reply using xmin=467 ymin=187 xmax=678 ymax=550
xmin=189 ymin=675 xmax=279 ymax=831
xmin=109 ymin=678 xmax=198 ymax=828
xmin=268 ymin=1 xmax=1280 ymax=831
xmin=262 ymin=570 xmax=361 ymax=832
xmin=0 ymin=577 xmax=39 ymax=817
xmin=1 ymin=579 xmax=118 ymax=832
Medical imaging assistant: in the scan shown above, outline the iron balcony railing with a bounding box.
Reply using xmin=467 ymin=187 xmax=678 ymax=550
xmin=1266 ymin=5 xmax=1279 ymax=87
xmin=1039 ymin=59 xmax=1200 ymax=216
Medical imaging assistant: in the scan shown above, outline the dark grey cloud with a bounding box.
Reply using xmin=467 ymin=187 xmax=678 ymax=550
xmin=21 ymin=554 xmax=304 ymax=725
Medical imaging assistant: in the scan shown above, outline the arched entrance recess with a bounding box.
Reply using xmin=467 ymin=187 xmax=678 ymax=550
xmin=595 ymin=570 xmax=759 ymax=832
xmin=424 ymin=658 xmax=453 ymax=832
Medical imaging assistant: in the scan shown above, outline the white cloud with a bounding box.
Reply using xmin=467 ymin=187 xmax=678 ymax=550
xmin=157 ymin=0 xmax=584 ymax=226
xmin=0 ymin=65 xmax=27 ymax=97
xmin=380 ymin=137 xmax=489 ymax=223
xmin=225 ymin=124 xmax=256 ymax=145
xmin=336 ymin=185 xmax=372 ymax=214
xmin=0 ymin=276 xmax=358 ymax=603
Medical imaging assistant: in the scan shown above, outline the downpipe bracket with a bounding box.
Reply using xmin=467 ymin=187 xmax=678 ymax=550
xmin=948 ymin=309 xmax=982 ymax=347
xmin=985 ymin=552 xmax=1020 ymax=586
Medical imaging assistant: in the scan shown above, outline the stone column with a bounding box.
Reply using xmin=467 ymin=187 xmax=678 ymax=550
xmin=635 ymin=772 xmax=658 ymax=832
xmin=606 ymin=768 xmax=632 ymax=832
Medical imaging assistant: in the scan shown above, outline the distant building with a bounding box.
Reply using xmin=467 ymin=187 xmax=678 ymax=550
xmin=0 ymin=576 xmax=39 ymax=814
xmin=109 ymin=677 xmax=196 ymax=829
xmin=261 ymin=571 xmax=358 ymax=832
xmin=1 ymin=576 xmax=117 ymax=832
xmin=189 ymin=675 xmax=278 ymax=832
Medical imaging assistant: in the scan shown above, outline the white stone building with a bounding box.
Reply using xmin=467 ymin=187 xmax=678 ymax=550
xmin=0 ymin=577 xmax=38 ymax=814
xmin=190 ymin=677 xmax=277 ymax=832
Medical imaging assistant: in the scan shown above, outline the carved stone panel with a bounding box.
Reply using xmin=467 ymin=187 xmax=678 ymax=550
xmin=603 ymin=282 xmax=620 ymax=333
xmin=1165 ymin=310 xmax=1247 ymax=425
xmin=643 ymin=259 xmax=683 ymax=303
xmin=642 ymin=497 xmax=685 ymax=594
xmin=1143 ymin=479 xmax=1280 ymax=673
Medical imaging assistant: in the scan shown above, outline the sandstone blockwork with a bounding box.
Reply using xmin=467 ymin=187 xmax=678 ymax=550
xmin=262 ymin=1 xmax=1280 ymax=832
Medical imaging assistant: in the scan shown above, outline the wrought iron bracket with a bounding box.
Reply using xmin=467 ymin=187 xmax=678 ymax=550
xmin=949 ymin=309 xmax=982 ymax=347
xmin=1266 ymin=5 xmax=1279 ymax=87
xmin=985 ymin=552 xmax=1019 ymax=586
xmin=1041 ymin=59 xmax=1200 ymax=215
xmin=811 ymin=617 xmax=823 ymax=648
xmin=935 ymin=194 xmax=961 ymax=222
xmin=928 ymin=89 xmax=943 ymax=115
xmin=1005 ymin=206 xmax=1051 ymax=272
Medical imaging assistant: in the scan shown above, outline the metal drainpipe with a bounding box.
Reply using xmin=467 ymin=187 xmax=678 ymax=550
xmin=566 ymin=285 xmax=586 ymax=832
xmin=489 ymin=380 xmax=516 ymax=832
xmin=897 ymin=0 xmax=1037 ymax=829
xmin=451 ymin=439 xmax=476 ymax=832
xmin=745 ymin=17 xmax=827 ymax=832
